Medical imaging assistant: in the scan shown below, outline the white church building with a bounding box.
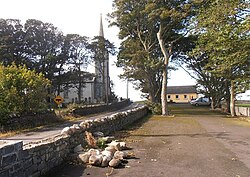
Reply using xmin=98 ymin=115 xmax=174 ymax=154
xmin=60 ymin=15 xmax=111 ymax=104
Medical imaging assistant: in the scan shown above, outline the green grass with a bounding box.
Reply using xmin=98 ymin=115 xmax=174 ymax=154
xmin=236 ymin=104 xmax=250 ymax=107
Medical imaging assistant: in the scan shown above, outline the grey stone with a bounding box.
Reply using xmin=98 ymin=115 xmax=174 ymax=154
xmin=23 ymin=158 xmax=33 ymax=169
xmin=10 ymin=169 xmax=25 ymax=177
xmin=2 ymin=153 xmax=17 ymax=167
xmin=0 ymin=169 xmax=9 ymax=177
xmin=3 ymin=145 xmax=14 ymax=154
xmin=29 ymin=171 xmax=40 ymax=177
xmin=14 ymin=142 xmax=23 ymax=151
xmin=13 ymin=162 xmax=22 ymax=171
xmin=25 ymin=164 xmax=38 ymax=176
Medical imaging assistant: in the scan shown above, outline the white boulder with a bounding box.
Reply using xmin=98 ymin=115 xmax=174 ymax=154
xmin=109 ymin=159 xmax=121 ymax=168
xmin=61 ymin=127 xmax=72 ymax=135
xmin=78 ymin=152 xmax=91 ymax=164
xmin=89 ymin=154 xmax=103 ymax=166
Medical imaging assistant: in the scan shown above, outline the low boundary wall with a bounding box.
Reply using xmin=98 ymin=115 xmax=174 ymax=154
xmin=0 ymin=105 xmax=148 ymax=177
xmin=73 ymin=99 xmax=131 ymax=115
xmin=235 ymin=106 xmax=250 ymax=117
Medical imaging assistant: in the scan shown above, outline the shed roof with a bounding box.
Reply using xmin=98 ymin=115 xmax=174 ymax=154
xmin=167 ymin=85 xmax=197 ymax=94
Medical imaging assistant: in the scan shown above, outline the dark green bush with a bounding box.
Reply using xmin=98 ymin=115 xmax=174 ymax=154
xmin=0 ymin=63 xmax=51 ymax=124
xmin=145 ymin=101 xmax=162 ymax=115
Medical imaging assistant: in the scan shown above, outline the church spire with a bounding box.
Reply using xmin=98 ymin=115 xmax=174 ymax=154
xmin=99 ymin=14 xmax=104 ymax=37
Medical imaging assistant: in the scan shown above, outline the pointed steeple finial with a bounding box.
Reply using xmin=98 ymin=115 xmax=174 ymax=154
xmin=99 ymin=13 xmax=104 ymax=37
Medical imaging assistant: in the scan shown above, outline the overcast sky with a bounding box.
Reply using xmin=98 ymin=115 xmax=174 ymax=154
xmin=0 ymin=0 xmax=196 ymax=101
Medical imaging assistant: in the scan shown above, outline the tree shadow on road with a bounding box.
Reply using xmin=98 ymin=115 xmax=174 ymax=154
xmin=112 ymin=114 xmax=152 ymax=139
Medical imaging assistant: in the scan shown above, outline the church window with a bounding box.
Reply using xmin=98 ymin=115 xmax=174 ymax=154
xmin=64 ymin=85 xmax=69 ymax=99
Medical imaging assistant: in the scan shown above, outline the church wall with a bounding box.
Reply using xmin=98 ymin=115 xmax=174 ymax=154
xmin=61 ymin=82 xmax=95 ymax=104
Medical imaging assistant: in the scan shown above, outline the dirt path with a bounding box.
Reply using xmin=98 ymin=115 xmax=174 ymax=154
xmin=45 ymin=104 xmax=250 ymax=177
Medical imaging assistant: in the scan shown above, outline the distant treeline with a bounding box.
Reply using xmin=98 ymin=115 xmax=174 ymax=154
xmin=0 ymin=18 xmax=115 ymax=95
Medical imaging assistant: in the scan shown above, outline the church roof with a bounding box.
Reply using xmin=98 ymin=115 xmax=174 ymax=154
xmin=167 ymin=85 xmax=197 ymax=94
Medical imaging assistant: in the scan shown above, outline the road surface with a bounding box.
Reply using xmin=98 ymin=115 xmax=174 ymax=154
xmin=45 ymin=104 xmax=250 ymax=177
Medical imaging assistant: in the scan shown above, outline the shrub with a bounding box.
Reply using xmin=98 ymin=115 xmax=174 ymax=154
xmin=0 ymin=63 xmax=51 ymax=124
xmin=145 ymin=101 xmax=162 ymax=115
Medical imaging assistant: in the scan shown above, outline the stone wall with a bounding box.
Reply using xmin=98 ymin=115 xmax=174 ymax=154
xmin=73 ymin=99 xmax=131 ymax=116
xmin=0 ymin=105 xmax=148 ymax=177
xmin=235 ymin=106 xmax=250 ymax=117
xmin=1 ymin=100 xmax=131 ymax=132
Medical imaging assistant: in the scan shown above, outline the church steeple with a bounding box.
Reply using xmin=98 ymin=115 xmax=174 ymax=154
xmin=94 ymin=13 xmax=111 ymax=103
xmin=99 ymin=14 xmax=104 ymax=37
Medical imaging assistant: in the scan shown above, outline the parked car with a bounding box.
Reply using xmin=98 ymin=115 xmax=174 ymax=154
xmin=190 ymin=97 xmax=211 ymax=106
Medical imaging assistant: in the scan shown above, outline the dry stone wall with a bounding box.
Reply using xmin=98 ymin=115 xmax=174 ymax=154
xmin=0 ymin=105 xmax=148 ymax=177
xmin=235 ymin=106 xmax=250 ymax=117
xmin=73 ymin=99 xmax=131 ymax=116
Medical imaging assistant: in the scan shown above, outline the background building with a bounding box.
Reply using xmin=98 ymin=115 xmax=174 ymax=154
xmin=167 ymin=85 xmax=198 ymax=103
xmin=61 ymin=15 xmax=111 ymax=104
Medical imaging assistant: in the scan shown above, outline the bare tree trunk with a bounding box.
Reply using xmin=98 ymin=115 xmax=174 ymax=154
xmin=161 ymin=64 xmax=168 ymax=115
xmin=157 ymin=25 xmax=169 ymax=116
xmin=225 ymin=82 xmax=231 ymax=113
xmin=211 ymin=97 xmax=215 ymax=110
xmin=230 ymin=80 xmax=236 ymax=116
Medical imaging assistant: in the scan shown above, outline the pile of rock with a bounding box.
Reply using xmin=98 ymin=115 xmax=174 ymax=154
xmin=77 ymin=140 xmax=132 ymax=168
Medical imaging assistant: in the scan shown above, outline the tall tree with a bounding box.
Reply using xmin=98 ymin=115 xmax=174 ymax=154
xmin=24 ymin=19 xmax=63 ymax=78
xmin=146 ymin=0 xmax=196 ymax=115
xmin=193 ymin=0 xmax=250 ymax=116
xmin=0 ymin=19 xmax=28 ymax=66
xmin=178 ymin=52 xmax=231 ymax=110
xmin=63 ymin=34 xmax=91 ymax=102
xmin=109 ymin=0 xmax=163 ymax=103
xmin=88 ymin=36 xmax=116 ymax=103
xmin=110 ymin=0 xmax=195 ymax=115
xmin=117 ymin=38 xmax=163 ymax=103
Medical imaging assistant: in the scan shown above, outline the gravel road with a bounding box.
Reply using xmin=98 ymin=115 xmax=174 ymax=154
xmin=45 ymin=104 xmax=250 ymax=177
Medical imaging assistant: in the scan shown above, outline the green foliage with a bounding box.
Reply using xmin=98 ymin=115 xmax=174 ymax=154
xmin=96 ymin=138 xmax=107 ymax=149
xmin=109 ymin=0 xmax=196 ymax=104
xmin=190 ymin=0 xmax=250 ymax=116
xmin=192 ymin=0 xmax=249 ymax=81
xmin=0 ymin=63 xmax=51 ymax=123
xmin=88 ymin=36 xmax=116 ymax=102
xmin=0 ymin=18 xmax=98 ymax=99
xmin=145 ymin=101 xmax=162 ymax=115
xmin=235 ymin=104 xmax=250 ymax=108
